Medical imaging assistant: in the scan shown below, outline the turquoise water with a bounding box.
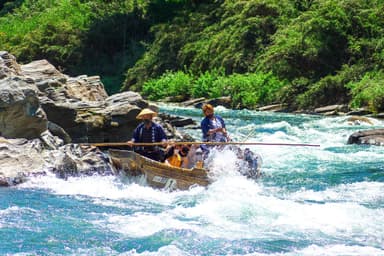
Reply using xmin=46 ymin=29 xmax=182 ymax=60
xmin=1 ymin=105 xmax=384 ymax=255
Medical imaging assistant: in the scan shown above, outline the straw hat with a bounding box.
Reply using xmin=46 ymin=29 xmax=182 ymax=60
xmin=136 ymin=108 xmax=157 ymax=119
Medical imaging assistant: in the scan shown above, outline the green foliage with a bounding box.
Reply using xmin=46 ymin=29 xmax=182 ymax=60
xmin=191 ymin=69 xmax=225 ymax=98
xmin=0 ymin=0 xmax=23 ymax=15
xmin=0 ymin=0 xmax=91 ymax=65
xmin=260 ymin=0 xmax=352 ymax=80
xmin=141 ymin=70 xmax=285 ymax=109
xmin=296 ymin=75 xmax=348 ymax=109
xmin=225 ymin=72 xmax=286 ymax=108
xmin=124 ymin=0 xmax=297 ymax=91
xmin=1 ymin=0 xmax=384 ymax=111
xmin=142 ymin=70 xmax=193 ymax=101
xmin=295 ymin=64 xmax=368 ymax=109
xmin=0 ymin=0 xmax=150 ymax=94
xmin=346 ymin=71 xmax=384 ymax=113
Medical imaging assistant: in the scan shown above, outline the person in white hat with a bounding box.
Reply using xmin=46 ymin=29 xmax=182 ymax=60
xmin=127 ymin=108 xmax=167 ymax=161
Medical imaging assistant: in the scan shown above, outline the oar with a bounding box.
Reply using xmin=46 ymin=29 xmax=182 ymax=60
xmin=88 ymin=141 xmax=320 ymax=147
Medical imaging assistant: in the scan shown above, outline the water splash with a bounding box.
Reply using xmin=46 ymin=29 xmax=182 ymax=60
xmin=1 ymin=105 xmax=384 ymax=255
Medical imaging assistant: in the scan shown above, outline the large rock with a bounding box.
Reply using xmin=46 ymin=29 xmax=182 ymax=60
xmin=0 ymin=51 xmax=21 ymax=78
xmin=0 ymin=52 xmax=190 ymax=144
xmin=0 ymin=137 xmax=47 ymax=186
xmin=0 ymin=135 xmax=113 ymax=186
xmin=345 ymin=116 xmax=374 ymax=126
xmin=17 ymin=58 xmax=148 ymax=143
xmin=46 ymin=144 xmax=113 ymax=179
xmin=314 ymin=104 xmax=349 ymax=115
xmin=0 ymin=77 xmax=47 ymax=139
xmin=0 ymin=52 xmax=192 ymax=186
xmin=20 ymin=59 xmax=67 ymax=82
xmin=347 ymin=129 xmax=384 ymax=146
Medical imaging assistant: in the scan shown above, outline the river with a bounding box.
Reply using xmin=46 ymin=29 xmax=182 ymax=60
xmin=1 ymin=104 xmax=383 ymax=255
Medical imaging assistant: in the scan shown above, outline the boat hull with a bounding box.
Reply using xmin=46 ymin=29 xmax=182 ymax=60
xmin=109 ymin=149 xmax=211 ymax=190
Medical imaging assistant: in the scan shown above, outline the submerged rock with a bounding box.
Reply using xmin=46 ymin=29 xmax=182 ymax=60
xmin=347 ymin=129 xmax=384 ymax=146
xmin=345 ymin=116 xmax=375 ymax=126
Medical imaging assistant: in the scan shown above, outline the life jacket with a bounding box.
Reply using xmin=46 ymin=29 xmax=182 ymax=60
xmin=167 ymin=154 xmax=182 ymax=167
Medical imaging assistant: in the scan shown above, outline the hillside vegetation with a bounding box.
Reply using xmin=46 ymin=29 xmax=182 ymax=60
xmin=1 ymin=0 xmax=383 ymax=112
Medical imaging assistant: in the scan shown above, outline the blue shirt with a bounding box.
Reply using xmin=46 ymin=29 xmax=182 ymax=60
xmin=200 ymin=114 xmax=226 ymax=142
xmin=132 ymin=122 xmax=167 ymax=143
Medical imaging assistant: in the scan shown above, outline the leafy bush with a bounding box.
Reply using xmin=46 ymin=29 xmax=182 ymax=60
xmin=347 ymin=71 xmax=384 ymax=113
xmin=2 ymin=0 xmax=384 ymax=111
xmin=225 ymin=72 xmax=285 ymax=108
xmin=142 ymin=70 xmax=193 ymax=101
xmin=190 ymin=69 xmax=225 ymax=98
xmin=0 ymin=0 xmax=149 ymax=93
xmin=296 ymin=75 xmax=348 ymax=109
xmin=295 ymin=64 xmax=368 ymax=109
xmin=141 ymin=70 xmax=285 ymax=109
xmin=0 ymin=0 xmax=91 ymax=65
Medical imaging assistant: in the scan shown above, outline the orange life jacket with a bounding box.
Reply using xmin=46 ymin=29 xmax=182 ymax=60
xmin=167 ymin=154 xmax=182 ymax=167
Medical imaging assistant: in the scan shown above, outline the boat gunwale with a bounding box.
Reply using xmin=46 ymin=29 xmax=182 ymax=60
xmin=108 ymin=149 xmax=211 ymax=187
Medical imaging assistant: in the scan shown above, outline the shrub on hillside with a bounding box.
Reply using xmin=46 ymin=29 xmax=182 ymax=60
xmin=347 ymin=71 xmax=384 ymax=113
xmin=142 ymin=70 xmax=193 ymax=101
xmin=141 ymin=70 xmax=285 ymax=109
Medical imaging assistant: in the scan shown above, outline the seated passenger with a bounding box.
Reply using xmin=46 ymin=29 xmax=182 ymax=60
xmin=164 ymin=144 xmax=183 ymax=167
xmin=182 ymin=144 xmax=205 ymax=169
xmin=179 ymin=145 xmax=190 ymax=168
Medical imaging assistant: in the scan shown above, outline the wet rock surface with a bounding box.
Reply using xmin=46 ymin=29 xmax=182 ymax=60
xmin=0 ymin=52 xmax=191 ymax=186
xmin=347 ymin=129 xmax=384 ymax=146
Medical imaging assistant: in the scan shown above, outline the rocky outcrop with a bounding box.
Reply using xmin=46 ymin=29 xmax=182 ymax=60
xmin=347 ymin=129 xmax=384 ymax=146
xmin=15 ymin=57 xmax=181 ymax=143
xmin=0 ymin=51 xmax=188 ymax=186
xmin=0 ymin=76 xmax=47 ymax=139
xmin=18 ymin=59 xmax=142 ymax=142
xmin=0 ymin=137 xmax=47 ymax=186
xmin=313 ymin=104 xmax=349 ymax=115
xmin=258 ymin=104 xmax=288 ymax=112
xmin=0 ymin=51 xmax=21 ymax=78
xmin=0 ymin=134 xmax=113 ymax=186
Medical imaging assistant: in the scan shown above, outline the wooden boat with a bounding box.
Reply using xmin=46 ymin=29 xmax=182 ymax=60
xmin=109 ymin=149 xmax=211 ymax=190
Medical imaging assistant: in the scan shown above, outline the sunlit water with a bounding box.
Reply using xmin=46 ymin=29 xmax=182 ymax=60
xmin=1 ymin=104 xmax=384 ymax=255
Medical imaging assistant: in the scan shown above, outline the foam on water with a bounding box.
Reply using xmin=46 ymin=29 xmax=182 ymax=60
xmin=2 ymin=105 xmax=384 ymax=255
xmin=269 ymin=244 xmax=384 ymax=256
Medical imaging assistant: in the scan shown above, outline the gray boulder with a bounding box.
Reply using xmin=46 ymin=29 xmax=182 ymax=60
xmin=0 ymin=77 xmax=47 ymax=139
xmin=347 ymin=129 xmax=384 ymax=146
xmin=0 ymin=134 xmax=113 ymax=186
xmin=0 ymin=137 xmax=47 ymax=186
xmin=0 ymin=51 xmax=21 ymax=78
xmin=17 ymin=58 xmax=149 ymax=143
xmin=0 ymin=51 xmax=191 ymax=186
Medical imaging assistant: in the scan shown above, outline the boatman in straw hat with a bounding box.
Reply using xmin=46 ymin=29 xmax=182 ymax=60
xmin=127 ymin=108 xmax=167 ymax=161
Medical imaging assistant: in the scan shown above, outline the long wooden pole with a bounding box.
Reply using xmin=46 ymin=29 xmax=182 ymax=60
xmin=88 ymin=141 xmax=320 ymax=147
